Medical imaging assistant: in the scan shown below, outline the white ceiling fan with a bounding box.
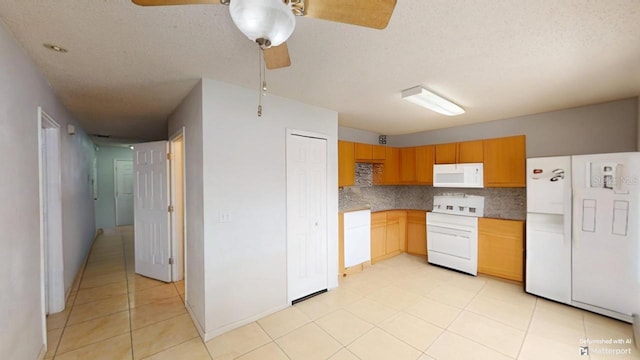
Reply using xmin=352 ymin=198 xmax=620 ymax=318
xmin=132 ymin=0 xmax=397 ymax=70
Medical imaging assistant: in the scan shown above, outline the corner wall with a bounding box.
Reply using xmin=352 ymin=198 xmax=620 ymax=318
xmin=94 ymin=146 xmax=133 ymax=229
xmin=201 ymin=79 xmax=338 ymax=339
xmin=167 ymin=81 xmax=206 ymax=335
xmin=0 ymin=22 xmax=96 ymax=359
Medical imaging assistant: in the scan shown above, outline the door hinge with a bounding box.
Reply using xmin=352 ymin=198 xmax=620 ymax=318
xmin=168 ymin=257 xmax=174 ymax=265
xmin=168 ymin=205 xmax=174 ymax=212
xmin=167 ymin=152 xmax=172 ymax=160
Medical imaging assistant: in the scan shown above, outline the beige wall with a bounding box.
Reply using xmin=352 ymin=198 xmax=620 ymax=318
xmin=338 ymin=125 xmax=381 ymax=144
xmin=388 ymin=98 xmax=638 ymax=157
xmin=0 ymin=22 xmax=96 ymax=359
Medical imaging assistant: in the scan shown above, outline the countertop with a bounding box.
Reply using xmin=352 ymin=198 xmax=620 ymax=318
xmin=339 ymin=204 xmax=371 ymax=213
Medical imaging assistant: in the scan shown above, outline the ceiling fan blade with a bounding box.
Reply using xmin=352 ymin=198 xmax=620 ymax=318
xmin=132 ymin=0 xmax=220 ymax=6
xmin=264 ymin=43 xmax=291 ymax=70
xmin=304 ymin=0 xmax=397 ymax=29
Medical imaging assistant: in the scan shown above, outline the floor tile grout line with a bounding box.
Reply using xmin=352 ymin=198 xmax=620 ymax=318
xmin=138 ymin=334 xmax=202 ymax=360
xmin=51 ymin=332 xmax=132 ymax=358
xmin=47 ymin=231 xmax=112 ymax=358
xmin=120 ymin=231 xmax=136 ymax=360
xmin=515 ymin=297 xmax=538 ymax=360
xmin=419 ymin=265 xmax=529 ymax=359
xmin=130 ymin=308 xmax=190 ymax=333
xmin=252 ymin=320 xmax=293 ymax=360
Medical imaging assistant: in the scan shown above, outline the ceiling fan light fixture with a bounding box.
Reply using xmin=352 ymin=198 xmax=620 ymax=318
xmin=229 ymin=0 xmax=296 ymax=47
xmin=401 ymin=86 xmax=465 ymax=116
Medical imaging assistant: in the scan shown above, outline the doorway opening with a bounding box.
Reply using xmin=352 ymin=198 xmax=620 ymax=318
xmin=131 ymin=129 xmax=186 ymax=287
xmin=114 ymin=159 xmax=134 ymax=226
xmin=170 ymin=128 xmax=186 ymax=283
xmin=38 ymin=107 xmax=64 ymax=317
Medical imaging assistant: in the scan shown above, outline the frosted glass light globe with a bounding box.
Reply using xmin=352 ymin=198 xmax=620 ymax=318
xmin=229 ymin=0 xmax=296 ymax=47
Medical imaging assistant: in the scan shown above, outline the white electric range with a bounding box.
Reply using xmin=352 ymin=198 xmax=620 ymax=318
xmin=427 ymin=194 xmax=485 ymax=275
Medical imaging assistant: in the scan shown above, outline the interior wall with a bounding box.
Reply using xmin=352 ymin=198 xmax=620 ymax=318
xmin=389 ymin=97 xmax=638 ymax=157
xmin=167 ymin=81 xmax=206 ymax=335
xmin=94 ymin=146 xmax=133 ymax=230
xmin=201 ymin=79 xmax=338 ymax=339
xmin=338 ymin=125 xmax=381 ymax=144
xmin=0 ymin=22 xmax=96 ymax=359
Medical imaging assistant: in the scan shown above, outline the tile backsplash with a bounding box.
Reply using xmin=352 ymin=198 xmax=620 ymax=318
xmin=339 ymin=163 xmax=526 ymax=220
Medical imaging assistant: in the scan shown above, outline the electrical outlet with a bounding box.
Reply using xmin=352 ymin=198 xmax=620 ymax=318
xmin=219 ymin=211 xmax=232 ymax=223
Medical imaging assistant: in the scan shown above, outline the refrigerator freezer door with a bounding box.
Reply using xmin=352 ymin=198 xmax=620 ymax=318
xmin=526 ymin=213 xmax=571 ymax=303
xmin=527 ymin=157 xmax=572 ymax=215
xmin=572 ymin=153 xmax=640 ymax=316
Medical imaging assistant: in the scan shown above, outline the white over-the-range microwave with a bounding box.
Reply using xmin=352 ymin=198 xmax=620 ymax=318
xmin=433 ymin=163 xmax=484 ymax=188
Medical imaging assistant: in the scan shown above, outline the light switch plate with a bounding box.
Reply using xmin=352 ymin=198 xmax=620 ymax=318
xmin=219 ymin=211 xmax=232 ymax=223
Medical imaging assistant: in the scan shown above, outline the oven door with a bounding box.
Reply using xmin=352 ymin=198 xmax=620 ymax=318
xmin=426 ymin=212 xmax=478 ymax=275
xmin=427 ymin=224 xmax=473 ymax=260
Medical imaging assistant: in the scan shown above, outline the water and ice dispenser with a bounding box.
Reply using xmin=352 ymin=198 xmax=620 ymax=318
xmin=588 ymin=162 xmax=624 ymax=191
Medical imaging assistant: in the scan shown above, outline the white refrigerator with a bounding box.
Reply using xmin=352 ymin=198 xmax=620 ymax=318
xmin=526 ymin=156 xmax=572 ymax=304
xmin=572 ymin=153 xmax=640 ymax=318
xmin=527 ymin=153 xmax=640 ymax=321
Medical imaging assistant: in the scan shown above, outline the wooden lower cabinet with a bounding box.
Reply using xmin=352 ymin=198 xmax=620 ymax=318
xmin=385 ymin=211 xmax=406 ymax=254
xmin=371 ymin=211 xmax=407 ymax=263
xmin=478 ymin=218 xmax=525 ymax=282
xmin=371 ymin=212 xmax=387 ymax=261
xmin=406 ymin=210 xmax=427 ymax=256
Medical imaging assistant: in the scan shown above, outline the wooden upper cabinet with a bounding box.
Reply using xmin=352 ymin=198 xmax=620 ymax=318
xmin=436 ymin=140 xmax=483 ymax=164
xmin=415 ymin=145 xmax=435 ymax=185
xmin=354 ymin=143 xmax=373 ymax=161
xmin=374 ymin=147 xmax=400 ymax=185
xmin=483 ymin=135 xmax=526 ymax=187
xmin=372 ymin=145 xmax=386 ymax=161
xmin=399 ymin=147 xmax=417 ymax=183
xmin=458 ymin=140 xmax=484 ymax=163
xmin=478 ymin=218 xmax=524 ymax=282
xmin=435 ymin=143 xmax=457 ymax=164
xmin=338 ymin=141 xmax=355 ymax=187
xmin=355 ymin=143 xmax=386 ymax=162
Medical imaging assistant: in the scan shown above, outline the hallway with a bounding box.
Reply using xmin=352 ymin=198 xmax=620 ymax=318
xmin=44 ymin=227 xmax=205 ymax=359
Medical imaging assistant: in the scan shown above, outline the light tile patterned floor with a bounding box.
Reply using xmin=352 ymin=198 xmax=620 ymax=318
xmin=45 ymin=227 xmax=639 ymax=359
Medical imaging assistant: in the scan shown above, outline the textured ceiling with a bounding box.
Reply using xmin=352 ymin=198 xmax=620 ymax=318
xmin=1 ymin=0 xmax=639 ymax=141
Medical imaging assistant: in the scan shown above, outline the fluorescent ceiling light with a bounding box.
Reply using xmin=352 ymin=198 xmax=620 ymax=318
xmin=401 ymin=86 xmax=465 ymax=116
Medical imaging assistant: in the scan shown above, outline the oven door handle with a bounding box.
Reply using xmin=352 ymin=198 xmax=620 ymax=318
xmin=427 ymin=223 xmax=475 ymax=232
xmin=427 ymin=229 xmax=472 ymax=238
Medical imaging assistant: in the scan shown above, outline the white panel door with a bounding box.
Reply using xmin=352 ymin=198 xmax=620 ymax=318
xmin=286 ymin=133 xmax=328 ymax=303
xmin=115 ymin=160 xmax=134 ymax=226
xmin=133 ymin=141 xmax=171 ymax=282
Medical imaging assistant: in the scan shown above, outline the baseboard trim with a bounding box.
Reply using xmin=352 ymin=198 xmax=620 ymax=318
xmin=633 ymin=314 xmax=639 ymax=350
xmin=185 ymin=301 xmax=206 ymax=341
xmin=202 ymin=303 xmax=290 ymax=342
xmin=37 ymin=344 xmax=46 ymax=360
xmin=65 ymin=228 xmax=103 ymax=306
